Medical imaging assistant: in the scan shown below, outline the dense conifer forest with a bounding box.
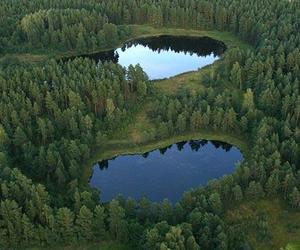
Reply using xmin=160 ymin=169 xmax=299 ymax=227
xmin=0 ymin=0 xmax=300 ymax=249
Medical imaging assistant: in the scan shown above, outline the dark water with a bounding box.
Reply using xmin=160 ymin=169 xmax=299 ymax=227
xmin=67 ymin=36 xmax=226 ymax=79
xmin=90 ymin=140 xmax=243 ymax=203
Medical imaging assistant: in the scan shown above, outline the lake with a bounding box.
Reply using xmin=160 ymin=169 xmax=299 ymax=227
xmin=69 ymin=35 xmax=226 ymax=79
xmin=90 ymin=140 xmax=243 ymax=203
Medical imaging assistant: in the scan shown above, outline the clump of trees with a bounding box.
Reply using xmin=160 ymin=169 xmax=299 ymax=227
xmin=0 ymin=0 xmax=281 ymax=53
xmin=0 ymin=59 xmax=149 ymax=191
xmin=20 ymin=9 xmax=132 ymax=51
xmin=147 ymin=86 xmax=258 ymax=138
xmin=0 ymin=59 xmax=151 ymax=248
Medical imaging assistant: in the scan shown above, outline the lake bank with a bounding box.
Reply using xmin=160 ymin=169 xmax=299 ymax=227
xmin=0 ymin=25 xmax=251 ymax=65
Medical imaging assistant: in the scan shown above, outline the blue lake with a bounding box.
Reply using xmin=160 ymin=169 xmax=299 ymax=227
xmin=90 ymin=140 xmax=243 ymax=203
xmin=70 ymin=35 xmax=226 ymax=79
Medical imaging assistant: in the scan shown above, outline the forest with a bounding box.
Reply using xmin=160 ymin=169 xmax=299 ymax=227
xmin=0 ymin=0 xmax=300 ymax=249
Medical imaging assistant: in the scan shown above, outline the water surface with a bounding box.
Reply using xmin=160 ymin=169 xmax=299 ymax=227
xmin=90 ymin=140 xmax=243 ymax=203
xmin=69 ymin=35 xmax=226 ymax=79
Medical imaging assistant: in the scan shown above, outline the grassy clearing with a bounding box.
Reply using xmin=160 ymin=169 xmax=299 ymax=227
xmin=1 ymin=25 xmax=251 ymax=64
xmin=152 ymin=60 xmax=230 ymax=95
xmin=0 ymin=53 xmax=48 ymax=65
xmin=28 ymin=242 xmax=131 ymax=250
xmin=90 ymin=129 xmax=248 ymax=161
xmin=226 ymin=199 xmax=300 ymax=250
xmin=153 ymin=60 xmax=242 ymax=95
xmin=153 ymin=69 xmax=207 ymax=95
xmin=83 ymin=119 xmax=249 ymax=183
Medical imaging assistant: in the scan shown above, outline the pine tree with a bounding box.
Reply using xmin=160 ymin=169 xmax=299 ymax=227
xmin=186 ymin=235 xmax=200 ymax=250
xmin=289 ymin=187 xmax=300 ymax=209
xmin=56 ymin=208 xmax=75 ymax=243
xmin=76 ymin=205 xmax=94 ymax=241
xmin=209 ymin=192 xmax=223 ymax=214
xmin=109 ymin=199 xmax=128 ymax=242
xmin=103 ymin=23 xmax=118 ymax=45
xmin=93 ymin=205 xmax=107 ymax=238
xmin=21 ymin=214 xmax=35 ymax=245
xmin=76 ymin=32 xmax=87 ymax=52
xmin=230 ymin=62 xmax=242 ymax=89
xmin=242 ymin=89 xmax=255 ymax=112
xmin=232 ymin=185 xmax=243 ymax=202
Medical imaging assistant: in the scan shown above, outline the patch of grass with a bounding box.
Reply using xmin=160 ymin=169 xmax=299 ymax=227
xmin=28 ymin=242 xmax=131 ymax=250
xmin=226 ymin=199 xmax=300 ymax=250
xmin=153 ymin=70 xmax=206 ymax=95
xmin=282 ymin=243 xmax=300 ymax=250
xmin=82 ymin=120 xmax=249 ymax=183
xmin=4 ymin=53 xmax=47 ymax=63
xmin=151 ymin=28 xmax=248 ymax=95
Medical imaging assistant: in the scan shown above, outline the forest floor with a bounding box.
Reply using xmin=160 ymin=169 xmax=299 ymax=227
xmin=226 ymin=199 xmax=300 ymax=250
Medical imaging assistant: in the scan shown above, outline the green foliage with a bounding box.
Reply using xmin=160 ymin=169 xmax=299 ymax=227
xmin=0 ymin=0 xmax=300 ymax=249
xmin=76 ymin=205 xmax=94 ymax=241
xmin=289 ymin=188 xmax=300 ymax=210
xmin=109 ymin=200 xmax=128 ymax=243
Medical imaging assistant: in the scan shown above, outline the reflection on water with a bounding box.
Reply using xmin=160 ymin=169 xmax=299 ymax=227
xmin=65 ymin=35 xmax=226 ymax=79
xmin=90 ymin=140 xmax=242 ymax=203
